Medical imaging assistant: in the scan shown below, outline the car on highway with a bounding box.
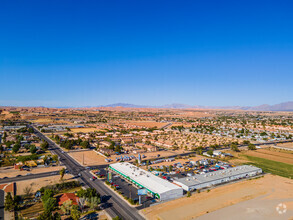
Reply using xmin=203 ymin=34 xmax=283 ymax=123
xmin=92 ymin=176 xmax=97 ymax=180
xmin=26 ymin=173 xmax=32 ymax=176
xmin=16 ymin=175 xmax=22 ymax=177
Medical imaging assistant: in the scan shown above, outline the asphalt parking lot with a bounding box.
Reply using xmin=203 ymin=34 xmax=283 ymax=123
xmin=110 ymin=173 xmax=156 ymax=208
xmin=91 ymin=168 xmax=157 ymax=208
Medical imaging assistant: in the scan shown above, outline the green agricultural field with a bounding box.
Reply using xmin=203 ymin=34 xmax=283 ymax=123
xmin=245 ymin=155 xmax=293 ymax=179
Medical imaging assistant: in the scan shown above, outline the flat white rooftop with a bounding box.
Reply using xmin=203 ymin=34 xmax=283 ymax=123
xmin=110 ymin=162 xmax=182 ymax=195
xmin=174 ymin=165 xmax=262 ymax=187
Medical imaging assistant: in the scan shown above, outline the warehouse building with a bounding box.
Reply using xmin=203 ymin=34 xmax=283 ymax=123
xmin=109 ymin=162 xmax=183 ymax=201
xmin=173 ymin=165 xmax=262 ymax=191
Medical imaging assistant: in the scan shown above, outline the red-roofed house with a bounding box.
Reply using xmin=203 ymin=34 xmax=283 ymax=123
xmin=58 ymin=193 xmax=79 ymax=206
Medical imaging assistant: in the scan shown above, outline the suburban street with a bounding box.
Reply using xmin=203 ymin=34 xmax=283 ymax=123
xmin=29 ymin=125 xmax=144 ymax=220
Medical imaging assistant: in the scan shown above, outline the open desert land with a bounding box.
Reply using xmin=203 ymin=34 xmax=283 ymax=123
xmin=68 ymin=149 xmax=186 ymax=166
xmin=16 ymin=174 xmax=74 ymax=196
xmin=125 ymin=121 xmax=169 ymax=128
xmin=142 ymin=174 xmax=293 ymax=220
xmin=0 ymin=166 xmax=66 ymax=178
xmin=70 ymin=127 xmax=101 ymax=133
xmin=29 ymin=118 xmax=72 ymax=125
xmin=277 ymin=142 xmax=293 ymax=149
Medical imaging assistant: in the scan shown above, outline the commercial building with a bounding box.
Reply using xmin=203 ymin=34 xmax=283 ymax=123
xmin=173 ymin=165 xmax=262 ymax=191
xmin=109 ymin=162 xmax=183 ymax=201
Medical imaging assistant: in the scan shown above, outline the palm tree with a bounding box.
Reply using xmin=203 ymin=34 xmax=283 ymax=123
xmin=61 ymin=200 xmax=72 ymax=215
xmin=87 ymin=197 xmax=100 ymax=210
xmin=77 ymin=197 xmax=86 ymax=213
xmin=60 ymin=168 xmax=65 ymax=180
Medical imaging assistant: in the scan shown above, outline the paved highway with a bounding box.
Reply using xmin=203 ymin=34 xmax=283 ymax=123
xmin=29 ymin=125 xmax=144 ymax=220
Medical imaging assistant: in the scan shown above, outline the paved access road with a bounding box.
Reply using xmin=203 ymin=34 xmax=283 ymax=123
xmin=29 ymin=125 xmax=144 ymax=220
xmin=0 ymin=171 xmax=59 ymax=184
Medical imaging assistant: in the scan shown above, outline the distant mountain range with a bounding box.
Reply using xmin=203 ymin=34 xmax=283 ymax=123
xmin=101 ymin=101 xmax=293 ymax=111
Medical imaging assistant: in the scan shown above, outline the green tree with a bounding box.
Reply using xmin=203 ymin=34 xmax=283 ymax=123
xmin=4 ymin=192 xmax=15 ymax=211
xmin=44 ymin=197 xmax=57 ymax=213
xmin=61 ymin=200 xmax=72 ymax=215
xmin=38 ymin=210 xmax=60 ymax=220
xmin=248 ymin=143 xmax=256 ymax=150
xmin=87 ymin=196 xmax=100 ymax=210
xmin=12 ymin=143 xmax=21 ymax=153
xmin=52 ymin=154 xmax=59 ymax=164
xmin=71 ymin=205 xmax=81 ymax=220
xmin=41 ymin=141 xmax=49 ymax=150
xmin=187 ymin=191 xmax=191 ymax=197
xmin=207 ymin=150 xmax=214 ymax=156
xmin=42 ymin=189 xmax=54 ymax=203
xmin=30 ymin=145 xmax=37 ymax=154
xmin=80 ymin=141 xmax=90 ymax=149
xmin=169 ymin=165 xmax=173 ymax=172
xmin=230 ymin=144 xmax=239 ymax=152
xmin=60 ymin=168 xmax=65 ymax=180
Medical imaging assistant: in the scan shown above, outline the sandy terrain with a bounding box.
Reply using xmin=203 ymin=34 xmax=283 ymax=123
xmin=142 ymin=175 xmax=293 ymax=220
xmin=68 ymin=150 xmax=107 ymax=166
xmin=30 ymin=118 xmax=72 ymax=125
xmin=277 ymin=142 xmax=293 ymax=149
xmin=244 ymin=149 xmax=293 ymax=164
xmin=68 ymin=150 xmax=186 ymax=166
xmin=0 ymin=166 xmax=66 ymax=178
xmin=70 ymin=127 xmax=101 ymax=133
xmin=16 ymin=174 xmax=74 ymax=195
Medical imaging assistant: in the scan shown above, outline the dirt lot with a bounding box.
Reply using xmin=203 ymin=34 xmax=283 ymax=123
xmin=68 ymin=150 xmax=186 ymax=166
xmin=29 ymin=118 xmax=72 ymax=124
xmin=68 ymin=150 xmax=107 ymax=166
xmin=142 ymin=175 xmax=293 ymax=220
xmin=16 ymin=174 xmax=74 ymax=195
xmin=244 ymin=149 xmax=293 ymax=164
xmin=277 ymin=142 xmax=293 ymax=149
xmin=70 ymin=127 xmax=101 ymax=133
xmin=0 ymin=166 xmax=66 ymax=178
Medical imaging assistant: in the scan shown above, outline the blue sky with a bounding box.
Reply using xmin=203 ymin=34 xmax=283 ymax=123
xmin=0 ymin=0 xmax=292 ymax=107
